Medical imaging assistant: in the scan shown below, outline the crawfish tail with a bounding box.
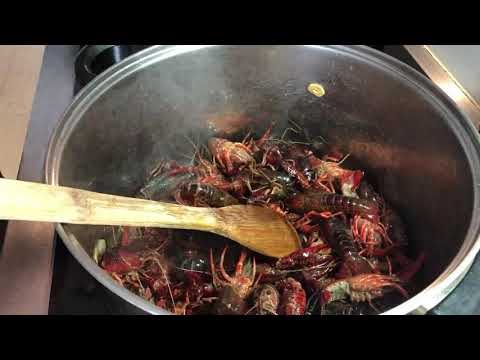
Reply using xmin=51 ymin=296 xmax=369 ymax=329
xmin=275 ymin=244 xmax=332 ymax=270
xmin=325 ymin=218 xmax=359 ymax=258
xmin=288 ymin=191 xmax=380 ymax=218
xmin=325 ymin=218 xmax=373 ymax=276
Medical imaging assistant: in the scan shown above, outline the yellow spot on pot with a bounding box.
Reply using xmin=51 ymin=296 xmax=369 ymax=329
xmin=307 ymin=83 xmax=325 ymax=97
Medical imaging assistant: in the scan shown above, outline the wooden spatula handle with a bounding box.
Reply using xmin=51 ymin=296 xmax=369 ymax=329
xmin=0 ymin=178 xmax=218 ymax=231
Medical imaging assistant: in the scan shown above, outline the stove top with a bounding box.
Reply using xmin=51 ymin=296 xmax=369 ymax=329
xmin=45 ymin=45 xmax=480 ymax=315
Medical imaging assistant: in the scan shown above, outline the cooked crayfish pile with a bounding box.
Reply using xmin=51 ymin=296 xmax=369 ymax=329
xmin=94 ymin=122 xmax=425 ymax=315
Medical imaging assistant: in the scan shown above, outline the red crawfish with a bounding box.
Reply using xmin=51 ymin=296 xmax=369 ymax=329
xmin=244 ymin=122 xmax=275 ymax=154
xmin=174 ymin=182 xmax=239 ymax=207
xmin=102 ymin=246 xmax=170 ymax=282
xmin=276 ymin=244 xmax=337 ymax=290
xmin=181 ymin=269 xmax=215 ymax=305
xmin=256 ymin=263 xmax=295 ymax=284
xmin=292 ymin=211 xmax=327 ymax=235
xmin=351 ymin=215 xmax=393 ymax=256
xmin=254 ymin=168 xmax=296 ymax=199
xmin=306 ymin=154 xmax=364 ymax=196
xmin=357 ymin=181 xmax=408 ymax=247
xmin=324 ymin=217 xmax=374 ymax=278
xmin=280 ymin=159 xmax=311 ymax=189
xmin=382 ymin=207 xmax=409 ymax=248
xmin=256 ymin=244 xmax=336 ymax=283
xmin=277 ymin=277 xmax=307 ymax=315
xmin=101 ymin=248 xmax=143 ymax=274
xmin=321 ymin=274 xmax=408 ymax=307
xmin=210 ymin=247 xmax=256 ymax=315
xmin=276 ymin=244 xmax=333 ymax=270
xmin=252 ymin=284 xmax=280 ymax=315
xmin=288 ymin=191 xmax=380 ymax=221
xmin=208 ymin=137 xmax=254 ymax=176
xmin=248 ymin=125 xmax=282 ymax=167
xmin=259 ymin=143 xmax=283 ymax=167
xmin=194 ymin=156 xmax=233 ymax=193
xmin=231 ymin=168 xmax=294 ymax=200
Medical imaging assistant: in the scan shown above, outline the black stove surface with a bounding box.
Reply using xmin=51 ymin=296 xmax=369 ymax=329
xmin=47 ymin=45 xmax=480 ymax=315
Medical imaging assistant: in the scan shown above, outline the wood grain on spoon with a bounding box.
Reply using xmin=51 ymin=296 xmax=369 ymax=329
xmin=0 ymin=178 xmax=301 ymax=258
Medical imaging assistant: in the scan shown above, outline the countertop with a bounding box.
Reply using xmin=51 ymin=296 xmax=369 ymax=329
xmin=0 ymin=46 xmax=45 ymax=179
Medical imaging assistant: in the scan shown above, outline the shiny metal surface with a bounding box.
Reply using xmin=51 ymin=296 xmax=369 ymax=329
xmin=404 ymin=45 xmax=480 ymax=130
xmin=46 ymin=45 xmax=480 ymax=315
xmin=403 ymin=45 xmax=480 ymax=314
xmin=425 ymin=46 xmax=480 ymax=108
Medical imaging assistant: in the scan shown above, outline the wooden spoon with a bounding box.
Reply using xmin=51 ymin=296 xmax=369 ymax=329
xmin=0 ymin=178 xmax=301 ymax=258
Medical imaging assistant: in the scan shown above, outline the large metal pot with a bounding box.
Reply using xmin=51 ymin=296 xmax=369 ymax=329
xmin=45 ymin=45 xmax=480 ymax=315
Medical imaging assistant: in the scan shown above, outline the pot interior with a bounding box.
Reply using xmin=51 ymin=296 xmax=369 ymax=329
xmin=53 ymin=45 xmax=474 ymax=313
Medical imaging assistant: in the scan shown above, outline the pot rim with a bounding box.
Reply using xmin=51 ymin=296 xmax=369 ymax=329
xmin=45 ymin=45 xmax=480 ymax=315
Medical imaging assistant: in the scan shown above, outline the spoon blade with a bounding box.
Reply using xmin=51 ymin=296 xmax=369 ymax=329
xmin=214 ymin=205 xmax=302 ymax=258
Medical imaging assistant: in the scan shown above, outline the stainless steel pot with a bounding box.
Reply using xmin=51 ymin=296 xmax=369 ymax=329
xmin=45 ymin=45 xmax=480 ymax=315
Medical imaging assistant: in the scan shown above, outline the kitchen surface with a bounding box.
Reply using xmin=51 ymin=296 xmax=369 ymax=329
xmin=0 ymin=46 xmax=45 ymax=179
xmin=0 ymin=45 xmax=479 ymax=315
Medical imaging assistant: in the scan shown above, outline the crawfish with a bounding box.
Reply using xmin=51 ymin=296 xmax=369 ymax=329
xmin=229 ymin=169 xmax=254 ymax=197
xmin=325 ymin=217 xmax=374 ymax=277
xmin=210 ymin=247 xmax=256 ymax=315
xmin=208 ymin=137 xmax=254 ymax=176
xmin=256 ymin=263 xmax=289 ymax=283
xmin=101 ymin=248 xmax=143 ymax=274
xmin=306 ymin=154 xmax=364 ymax=197
xmin=231 ymin=168 xmax=294 ymax=200
xmin=194 ymin=156 xmax=233 ymax=193
xmin=382 ymin=207 xmax=409 ymax=247
xmin=357 ymin=181 xmax=408 ymax=247
xmin=139 ymin=171 xmax=196 ymax=201
xmin=180 ymin=270 xmax=217 ymax=310
xmin=253 ymin=284 xmax=280 ymax=315
xmin=174 ymin=182 xmax=239 ymax=207
xmin=259 ymin=143 xmax=283 ymax=167
xmin=288 ymin=191 xmax=380 ymax=221
xmin=351 ymin=215 xmax=392 ymax=256
xmin=277 ymin=277 xmax=307 ymax=315
xmin=276 ymin=244 xmax=333 ymax=270
xmin=321 ymin=274 xmax=408 ymax=307
xmin=280 ymin=159 xmax=311 ymax=189
xmin=257 ymin=168 xmax=295 ymax=198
